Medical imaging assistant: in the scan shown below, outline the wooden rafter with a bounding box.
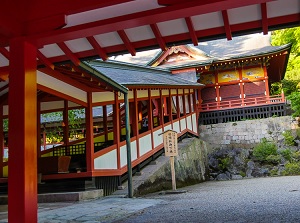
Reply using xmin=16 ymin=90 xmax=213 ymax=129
xmin=150 ymin=24 xmax=167 ymax=50
xmin=261 ymin=3 xmax=268 ymax=35
xmin=185 ymin=17 xmax=198 ymax=46
xmin=0 ymin=47 xmax=9 ymax=59
xmin=0 ymin=66 xmax=9 ymax=81
xmin=117 ymin=30 xmax=136 ymax=56
xmin=86 ymin=36 xmax=108 ymax=61
xmin=222 ymin=10 xmax=232 ymax=40
xmin=57 ymin=65 xmax=114 ymax=92
xmin=57 ymin=42 xmax=81 ymax=65
xmin=37 ymin=50 xmax=54 ymax=70
xmin=39 ymin=67 xmax=91 ymax=92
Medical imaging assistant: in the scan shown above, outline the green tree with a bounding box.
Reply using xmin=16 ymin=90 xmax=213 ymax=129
xmin=287 ymin=92 xmax=300 ymax=117
xmin=271 ymin=27 xmax=300 ymax=80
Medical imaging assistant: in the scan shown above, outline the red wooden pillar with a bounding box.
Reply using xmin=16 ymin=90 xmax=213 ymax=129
xmin=63 ymin=100 xmax=69 ymax=146
xmin=85 ymin=92 xmax=94 ymax=172
xmin=182 ymin=91 xmax=187 ymax=129
xmin=0 ymin=105 xmax=3 ymax=178
xmin=8 ymin=38 xmax=37 ymax=223
xmin=192 ymin=89 xmax=198 ymax=134
xmin=215 ymin=71 xmax=220 ymax=108
xmin=176 ymin=89 xmax=182 ymax=132
xmin=148 ymin=89 xmax=154 ymax=149
xmin=113 ymin=92 xmax=121 ymax=169
xmin=37 ymin=102 xmax=41 ymax=158
xmin=263 ymin=66 xmax=270 ymax=98
xmin=159 ymin=89 xmax=164 ymax=131
xmin=168 ymin=89 xmax=173 ymax=127
xmin=238 ymin=68 xmax=245 ymax=106
xmin=103 ymin=105 xmax=108 ymax=141
xmin=133 ymin=90 xmax=140 ymax=158
xmin=187 ymin=89 xmax=193 ymax=132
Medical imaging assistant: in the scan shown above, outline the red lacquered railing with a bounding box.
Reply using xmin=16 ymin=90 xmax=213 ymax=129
xmin=199 ymin=94 xmax=285 ymax=112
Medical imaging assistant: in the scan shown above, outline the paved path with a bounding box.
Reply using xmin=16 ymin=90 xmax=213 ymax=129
xmin=1 ymin=176 xmax=300 ymax=222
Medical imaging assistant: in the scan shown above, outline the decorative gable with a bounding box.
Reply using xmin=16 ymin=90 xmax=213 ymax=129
xmin=151 ymin=45 xmax=209 ymax=67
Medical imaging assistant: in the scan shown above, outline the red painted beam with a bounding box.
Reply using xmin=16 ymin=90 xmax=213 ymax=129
xmin=185 ymin=17 xmax=198 ymax=46
xmin=37 ymin=51 xmax=54 ymax=70
xmin=32 ymin=13 xmax=298 ymax=65
xmin=222 ymin=10 xmax=232 ymax=40
xmin=117 ymin=30 xmax=136 ymax=56
xmin=158 ymin=0 xmax=202 ymax=6
xmin=86 ymin=36 xmax=108 ymax=61
xmin=27 ymin=0 xmax=134 ymax=21
xmin=261 ymin=3 xmax=268 ymax=35
xmin=33 ymin=0 xmax=274 ymax=46
xmin=39 ymin=67 xmax=91 ymax=92
xmin=8 ymin=39 xmax=37 ymax=223
xmin=150 ymin=23 xmax=167 ymax=50
xmin=26 ymin=14 xmax=67 ymax=35
xmin=0 ymin=47 xmax=9 ymax=59
xmin=57 ymin=42 xmax=81 ymax=65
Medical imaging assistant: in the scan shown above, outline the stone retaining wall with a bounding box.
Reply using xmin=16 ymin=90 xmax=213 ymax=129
xmin=199 ymin=116 xmax=299 ymax=150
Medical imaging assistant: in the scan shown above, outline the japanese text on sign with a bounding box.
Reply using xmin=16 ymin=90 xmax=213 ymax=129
xmin=163 ymin=130 xmax=178 ymax=156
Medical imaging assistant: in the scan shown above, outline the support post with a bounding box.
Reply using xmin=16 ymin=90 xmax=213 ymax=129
xmin=124 ymin=93 xmax=133 ymax=198
xmin=113 ymin=92 xmax=121 ymax=169
xmin=37 ymin=102 xmax=41 ymax=158
xmin=103 ymin=105 xmax=108 ymax=141
xmin=63 ymin=100 xmax=69 ymax=146
xmin=85 ymin=92 xmax=94 ymax=172
xmin=148 ymin=89 xmax=154 ymax=150
xmin=168 ymin=89 xmax=173 ymax=127
xmin=0 ymin=105 xmax=3 ymax=178
xmin=133 ymin=90 xmax=140 ymax=158
xmin=170 ymin=156 xmax=176 ymax=190
xmin=8 ymin=38 xmax=37 ymax=223
xmin=159 ymin=89 xmax=164 ymax=130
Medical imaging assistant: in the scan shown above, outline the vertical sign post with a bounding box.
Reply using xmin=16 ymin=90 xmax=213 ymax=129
xmin=163 ymin=130 xmax=178 ymax=191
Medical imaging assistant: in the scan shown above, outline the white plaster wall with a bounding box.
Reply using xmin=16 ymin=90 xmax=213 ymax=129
xmin=153 ymin=128 xmax=163 ymax=148
xmin=192 ymin=113 xmax=197 ymax=133
xmin=173 ymin=121 xmax=180 ymax=133
xmin=120 ymin=141 xmax=137 ymax=167
xmin=139 ymin=134 xmax=152 ymax=156
xmin=187 ymin=115 xmax=193 ymax=131
xmin=37 ymin=71 xmax=87 ymax=103
xmin=94 ymin=149 xmax=117 ymax=169
xmin=180 ymin=118 xmax=187 ymax=131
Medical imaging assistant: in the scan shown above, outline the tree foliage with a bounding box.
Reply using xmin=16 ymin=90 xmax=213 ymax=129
xmin=287 ymin=92 xmax=300 ymax=117
xmin=271 ymin=27 xmax=300 ymax=80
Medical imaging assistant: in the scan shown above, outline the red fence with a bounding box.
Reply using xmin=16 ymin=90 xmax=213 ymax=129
xmin=199 ymin=94 xmax=285 ymax=112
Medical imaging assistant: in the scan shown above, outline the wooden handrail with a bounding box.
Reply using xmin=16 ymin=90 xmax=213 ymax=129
xmin=199 ymin=94 xmax=285 ymax=112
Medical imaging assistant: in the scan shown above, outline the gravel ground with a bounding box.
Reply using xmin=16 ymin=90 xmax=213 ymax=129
xmin=114 ymin=176 xmax=300 ymax=223
xmin=2 ymin=176 xmax=300 ymax=222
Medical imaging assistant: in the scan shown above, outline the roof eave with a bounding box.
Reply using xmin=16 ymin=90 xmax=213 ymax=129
xmin=80 ymin=61 xmax=129 ymax=94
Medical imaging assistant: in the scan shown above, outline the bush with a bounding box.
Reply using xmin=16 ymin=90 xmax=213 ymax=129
xmin=292 ymin=151 xmax=300 ymax=162
xmin=280 ymin=149 xmax=292 ymax=162
xmin=253 ymin=138 xmax=278 ymax=162
xmin=218 ymin=157 xmax=231 ymax=171
xmin=266 ymin=155 xmax=281 ymax=164
xmin=282 ymin=130 xmax=295 ymax=146
xmin=282 ymin=162 xmax=300 ymax=176
xmin=287 ymin=92 xmax=300 ymax=117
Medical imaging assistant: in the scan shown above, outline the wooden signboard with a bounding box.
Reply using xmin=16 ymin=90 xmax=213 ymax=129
xmin=162 ymin=129 xmax=178 ymax=190
xmin=163 ymin=130 xmax=178 ymax=157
